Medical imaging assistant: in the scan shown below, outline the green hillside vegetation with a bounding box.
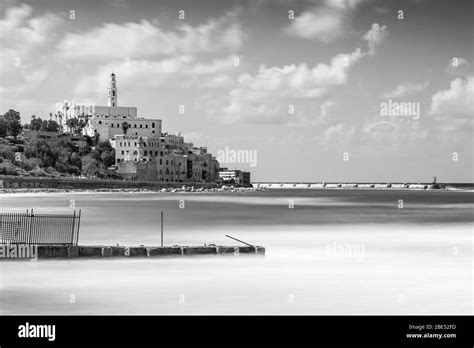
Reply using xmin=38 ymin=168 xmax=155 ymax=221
xmin=0 ymin=109 xmax=117 ymax=178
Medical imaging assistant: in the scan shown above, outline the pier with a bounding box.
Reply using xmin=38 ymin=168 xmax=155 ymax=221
xmin=0 ymin=244 xmax=265 ymax=259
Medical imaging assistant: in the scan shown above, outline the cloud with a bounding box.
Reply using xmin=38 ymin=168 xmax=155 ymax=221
xmin=212 ymin=23 xmax=387 ymax=124
xmin=57 ymin=14 xmax=243 ymax=61
xmin=360 ymin=118 xmax=429 ymax=154
xmin=0 ymin=4 xmax=64 ymax=112
xmin=380 ymin=82 xmax=428 ymax=99
xmin=284 ymin=0 xmax=365 ymax=42
xmin=429 ymin=76 xmax=474 ymax=120
xmin=73 ymin=55 xmax=239 ymax=98
xmin=284 ymin=0 xmax=367 ymax=42
xmin=363 ymin=23 xmax=387 ymax=55
xmin=445 ymin=57 xmax=470 ymax=76
xmin=0 ymin=4 xmax=63 ymax=58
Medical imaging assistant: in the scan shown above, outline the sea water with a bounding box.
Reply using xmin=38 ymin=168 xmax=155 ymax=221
xmin=0 ymin=189 xmax=472 ymax=314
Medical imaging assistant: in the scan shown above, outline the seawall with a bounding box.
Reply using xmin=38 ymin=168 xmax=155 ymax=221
xmin=0 ymin=175 xmax=220 ymax=190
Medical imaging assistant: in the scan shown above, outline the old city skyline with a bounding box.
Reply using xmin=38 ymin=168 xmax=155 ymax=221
xmin=1 ymin=0 xmax=473 ymax=182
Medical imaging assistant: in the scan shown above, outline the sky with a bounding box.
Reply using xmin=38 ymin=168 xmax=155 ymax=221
xmin=1 ymin=0 xmax=473 ymax=182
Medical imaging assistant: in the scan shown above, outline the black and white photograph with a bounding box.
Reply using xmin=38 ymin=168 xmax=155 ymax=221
xmin=0 ymin=0 xmax=473 ymax=346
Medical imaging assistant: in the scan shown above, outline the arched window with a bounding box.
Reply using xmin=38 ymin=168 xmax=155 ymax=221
xmin=155 ymin=151 xmax=158 ymax=156
xmin=165 ymin=168 xmax=169 ymax=175
xmin=145 ymin=124 xmax=148 ymax=128
xmin=166 ymin=160 xmax=169 ymax=165
xmin=144 ymin=151 xmax=147 ymax=156
xmin=160 ymin=159 xmax=162 ymax=165
xmin=140 ymin=124 xmax=143 ymax=128
xmin=134 ymin=124 xmax=137 ymax=128
xmin=160 ymin=151 xmax=163 ymax=157
xmin=113 ymin=91 xmax=115 ymax=96
xmin=152 ymin=122 xmax=155 ymax=128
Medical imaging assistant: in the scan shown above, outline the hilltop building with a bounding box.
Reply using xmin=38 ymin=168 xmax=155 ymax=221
xmin=56 ymin=73 xmax=223 ymax=184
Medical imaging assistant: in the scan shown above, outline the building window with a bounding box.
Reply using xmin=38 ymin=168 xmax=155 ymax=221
xmin=144 ymin=151 xmax=147 ymax=156
xmin=152 ymin=122 xmax=155 ymax=128
xmin=134 ymin=124 xmax=137 ymax=128
xmin=99 ymin=121 xmax=102 ymax=124
xmin=140 ymin=124 xmax=142 ymax=128
xmin=155 ymin=151 xmax=158 ymax=156
xmin=166 ymin=160 xmax=169 ymax=165
xmin=160 ymin=159 xmax=162 ymax=165
xmin=160 ymin=152 xmax=163 ymax=157
xmin=121 ymin=151 xmax=124 ymax=155
xmin=113 ymin=91 xmax=115 ymax=96
xmin=145 ymin=124 xmax=148 ymax=128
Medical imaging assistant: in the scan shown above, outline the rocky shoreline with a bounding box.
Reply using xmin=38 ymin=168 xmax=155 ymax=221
xmin=0 ymin=185 xmax=263 ymax=194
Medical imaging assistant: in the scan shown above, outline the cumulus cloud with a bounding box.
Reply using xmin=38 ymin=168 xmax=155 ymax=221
xmin=380 ymin=82 xmax=429 ymax=99
xmin=429 ymin=76 xmax=474 ymax=119
xmin=213 ymin=23 xmax=387 ymax=124
xmin=363 ymin=23 xmax=387 ymax=55
xmin=284 ymin=0 xmax=365 ymax=42
xmin=57 ymin=14 xmax=243 ymax=61
xmin=0 ymin=4 xmax=63 ymax=59
xmin=73 ymin=55 xmax=239 ymax=98
xmin=0 ymin=4 xmax=64 ymax=109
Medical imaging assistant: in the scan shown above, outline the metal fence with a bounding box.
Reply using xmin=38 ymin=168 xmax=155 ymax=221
xmin=0 ymin=209 xmax=81 ymax=246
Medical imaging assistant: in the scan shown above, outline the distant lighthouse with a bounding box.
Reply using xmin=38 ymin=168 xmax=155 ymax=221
xmin=107 ymin=72 xmax=118 ymax=107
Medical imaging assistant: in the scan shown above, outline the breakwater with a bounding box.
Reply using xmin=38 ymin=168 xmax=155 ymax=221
xmin=253 ymin=182 xmax=445 ymax=190
xmin=0 ymin=244 xmax=265 ymax=260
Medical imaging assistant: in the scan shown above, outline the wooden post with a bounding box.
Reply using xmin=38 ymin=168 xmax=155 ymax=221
xmin=161 ymin=211 xmax=163 ymax=247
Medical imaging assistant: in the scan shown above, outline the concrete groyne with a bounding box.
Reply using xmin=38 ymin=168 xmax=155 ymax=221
xmin=16 ymin=245 xmax=265 ymax=259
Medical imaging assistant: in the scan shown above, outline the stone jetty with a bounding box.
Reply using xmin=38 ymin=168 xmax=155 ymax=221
xmin=28 ymin=244 xmax=265 ymax=259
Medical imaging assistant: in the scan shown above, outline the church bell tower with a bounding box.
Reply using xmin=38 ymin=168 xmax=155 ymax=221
xmin=107 ymin=72 xmax=118 ymax=107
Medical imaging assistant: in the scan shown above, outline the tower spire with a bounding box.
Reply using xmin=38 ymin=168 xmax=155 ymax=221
xmin=107 ymin=72 xmax=118 ymax=107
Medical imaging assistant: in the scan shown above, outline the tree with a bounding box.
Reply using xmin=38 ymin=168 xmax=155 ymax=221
xmin=66 ymin=118 xmax=79 ymax=134
xmin=0 ymin=118 xmax=6 ymax=137
xmin=121 ymin=122 xmax=129 ymax=135
xmin=1 ymin=109 xmax=22 ymax=138
xmin=43 ymin=119 xmax=60 ymax=132
xmin=29 ymin=115 xmax=43 ymax=131
xmin=92 ymin=141 xmax=116 ymax=168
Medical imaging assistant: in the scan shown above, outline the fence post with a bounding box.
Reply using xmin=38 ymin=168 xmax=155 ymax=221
xmin=75 ymin=209 xmax=81 ymax=246
xmin=70 ymin=210 xmax=76 ymax=245
xmin=28 ymin=209 xmax=34 ymax=245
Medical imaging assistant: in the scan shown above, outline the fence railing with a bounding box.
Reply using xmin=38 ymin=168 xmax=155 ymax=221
xmin=0 ymin=209 xmax=81 ymax=246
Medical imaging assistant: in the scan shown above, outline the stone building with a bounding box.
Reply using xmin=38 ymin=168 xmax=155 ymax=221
xmin=56 ymin=73 xmax=234 ymax=184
